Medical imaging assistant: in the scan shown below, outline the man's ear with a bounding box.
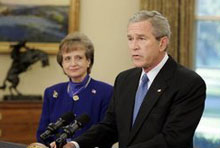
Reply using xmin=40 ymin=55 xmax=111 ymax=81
xmin=159 ymin=36 xmax=169 ymax=51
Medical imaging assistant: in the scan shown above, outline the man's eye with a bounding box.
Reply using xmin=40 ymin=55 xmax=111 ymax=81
xmin=128 ymin=37 xmax=133 ymax=41
xmin=139 ymin=37 xmax=145 ymax=40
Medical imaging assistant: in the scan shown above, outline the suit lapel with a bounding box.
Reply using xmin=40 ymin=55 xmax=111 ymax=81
xmin=128 ymin=57 xmax=177 ymax=144
xmin=121 ymin=68 xmax=142 ymax=143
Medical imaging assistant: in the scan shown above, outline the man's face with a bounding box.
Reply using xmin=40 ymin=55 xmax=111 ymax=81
xmin=127 ymin=20 xmax=167 ymax=72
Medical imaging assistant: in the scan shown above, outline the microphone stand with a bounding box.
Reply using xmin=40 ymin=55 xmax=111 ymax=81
xmin=55 ymin=140 xmax=67 ymax=148
xmin=55 ymin=124 xmax=74 ymax=148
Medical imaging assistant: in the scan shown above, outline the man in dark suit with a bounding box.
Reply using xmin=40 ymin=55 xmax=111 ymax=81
xmin=52 ymin=10 xmax=206 ymax=148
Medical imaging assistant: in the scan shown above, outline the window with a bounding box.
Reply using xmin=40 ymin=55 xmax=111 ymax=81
xmin=194 ymin=0 xmax=220 ymax=147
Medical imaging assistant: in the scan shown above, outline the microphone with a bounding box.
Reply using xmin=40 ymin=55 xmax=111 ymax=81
xmin=40 ymin=112 xmax=75 ymax=141
xmin=55 ymin=114 xmax=90 ymax=147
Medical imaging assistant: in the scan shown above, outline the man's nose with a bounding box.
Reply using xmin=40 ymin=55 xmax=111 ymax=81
xmin=131 ymin=40 xmax=139 ymax=50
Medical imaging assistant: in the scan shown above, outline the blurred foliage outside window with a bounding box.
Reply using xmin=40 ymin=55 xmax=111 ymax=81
xmin=194 ymin=0 xmax=220 ymax=148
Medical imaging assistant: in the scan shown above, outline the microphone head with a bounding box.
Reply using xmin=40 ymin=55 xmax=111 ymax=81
xmin=61 ymin=112 xmax=75 ymax=125
xmin=77 ymin=114 xmax=90 ymax=128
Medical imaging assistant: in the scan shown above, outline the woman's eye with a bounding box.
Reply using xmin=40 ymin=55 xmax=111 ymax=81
xmin=76 ymin=56 xmax=83 ymax=60
xmin=64 ymin=56 xmax=71 ymax=62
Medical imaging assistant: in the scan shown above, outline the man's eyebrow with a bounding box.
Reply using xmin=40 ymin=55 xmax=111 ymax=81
xmin=127 ymin=34 xmax=146 ymax=37
xmin=137 ymin=34 xmax=146 ymax=37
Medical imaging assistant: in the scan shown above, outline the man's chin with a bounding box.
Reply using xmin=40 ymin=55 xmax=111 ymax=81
xmin=133 ymin=63 xmax=144 ymax=68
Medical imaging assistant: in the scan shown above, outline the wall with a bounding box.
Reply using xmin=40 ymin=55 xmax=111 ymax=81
xmin=0 ymin=0 xmax=139 ymax=99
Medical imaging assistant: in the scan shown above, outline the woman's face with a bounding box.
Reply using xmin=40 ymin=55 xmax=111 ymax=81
xmin=62 ymin=48 xmax=90 ymax=82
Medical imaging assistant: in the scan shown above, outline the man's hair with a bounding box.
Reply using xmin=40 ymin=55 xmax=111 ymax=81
xmin=128 ymin=10 xmax=171 ymax=40
xmin=57 ymin=32 xmax=94 ymax=74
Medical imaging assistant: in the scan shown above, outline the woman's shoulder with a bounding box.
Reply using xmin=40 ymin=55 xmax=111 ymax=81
xmin=45 ymin=81 xmax=68 ymax=91
xmin=90 ymin=78 xmax=113 ymax=90
xmin=43 ymin=82 xmax=69 ymax=100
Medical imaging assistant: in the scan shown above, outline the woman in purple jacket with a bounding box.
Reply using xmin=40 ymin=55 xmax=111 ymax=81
xmin=36 ymin=32 xmax=113 ymax=147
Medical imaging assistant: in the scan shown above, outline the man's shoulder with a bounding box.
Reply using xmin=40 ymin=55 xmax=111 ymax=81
xmin=177 ymin=64 xmax=203 ymax=80
xmin=165 ymin=56 xmax=204 ymax=81
xmin=117 ymin=67 xmax=141 ymax=78
xmin=171 ymin=63 xmax=206 ymax=88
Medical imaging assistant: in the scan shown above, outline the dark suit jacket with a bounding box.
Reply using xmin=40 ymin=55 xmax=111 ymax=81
xmin=75 ymin=56 xmax=206 ymax=148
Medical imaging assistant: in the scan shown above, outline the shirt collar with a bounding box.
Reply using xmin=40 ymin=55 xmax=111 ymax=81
xmin=140 ymin=53 xmax=169 ymax=88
